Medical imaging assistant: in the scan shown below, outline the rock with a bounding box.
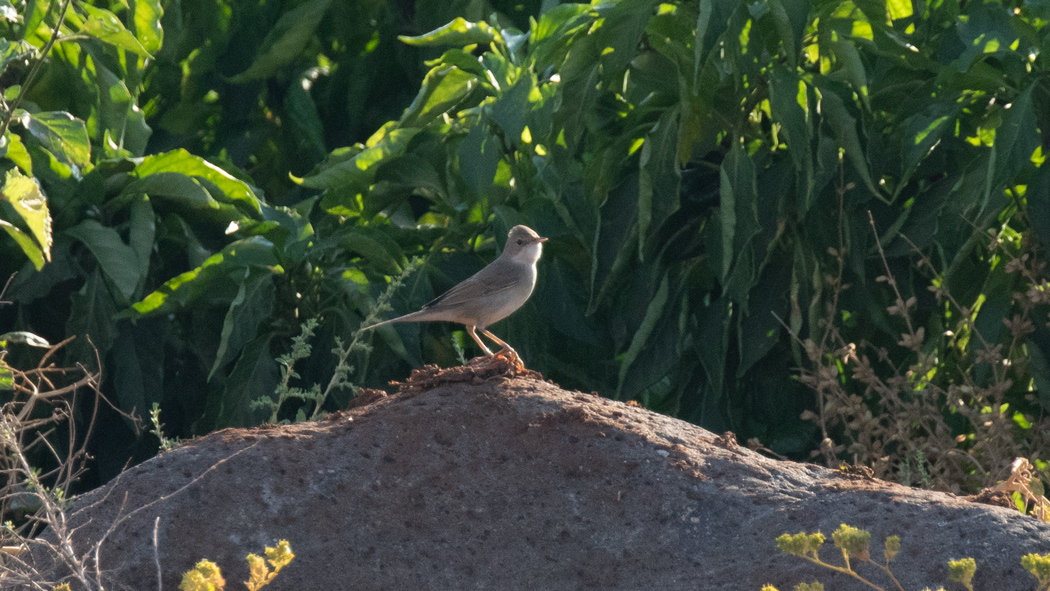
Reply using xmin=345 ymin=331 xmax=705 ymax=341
xmin=28 ymin=369 xmax=1050 ymax=590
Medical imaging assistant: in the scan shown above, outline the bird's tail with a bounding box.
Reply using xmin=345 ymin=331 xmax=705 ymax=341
xmin=359 ymin=309 xmax=434 ymax=331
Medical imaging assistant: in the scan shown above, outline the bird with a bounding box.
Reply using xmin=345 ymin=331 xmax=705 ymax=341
xmin=362 ymin=225 xmax=547 ymax=362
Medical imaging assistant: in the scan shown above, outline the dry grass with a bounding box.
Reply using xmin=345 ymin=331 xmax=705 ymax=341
xmin=0 ymin=335 xmax=146 ymax=590
xmin=796 ymin=198 xmax=1050 ymax=496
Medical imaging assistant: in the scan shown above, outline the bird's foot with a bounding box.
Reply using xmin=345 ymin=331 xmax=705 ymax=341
xmin=494 ymin=347 xmax=525 ymax=372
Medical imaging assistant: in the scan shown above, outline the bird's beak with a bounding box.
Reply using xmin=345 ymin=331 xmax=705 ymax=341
xmin=537 ymin=236 xmax=549 ymax=243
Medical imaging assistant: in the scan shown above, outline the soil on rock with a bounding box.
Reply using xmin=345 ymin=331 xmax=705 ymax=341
xmin=30 ymin=359 xmax=1050 ymax=590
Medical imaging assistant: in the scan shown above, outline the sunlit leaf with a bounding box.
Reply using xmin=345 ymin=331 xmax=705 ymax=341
xmin=399 ymin=18 xmax=498 ymax=47
xmin=1 ymin=168 xmax=51 ymax=263
xmin=22 ymin=111 xmax=91 ymax=170
xmin=78 ymin=3 xmax=153 ymax=57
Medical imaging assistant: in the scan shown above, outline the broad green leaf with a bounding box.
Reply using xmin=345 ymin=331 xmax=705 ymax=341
xmin=458 ymin=123 xmax=501 ymax=196
xmin=284 ymin=78 xmax=327 ymax=161
xmin=828 ymin=41 xmax=869 ymax=104
xmin=21 ymin=111 xmax=91 ymax=170
xmin=530 ymin=3 xmax=594 ymax=70
xmin=399 ymin=18 xmax=498 ymax=47
xmin=594 ymin=0 xmax=661 ymax=75
xmin=110 ymin=317 xmax=166 ymax=415
xmin=92 ymin=62 xmax=151 ymax=157
xmin=1 ymin=129 xmax=33 ymax=175
xmin=768 ymin=66 xmax=814 ymax=210
xmin=132 ymin=150 xmax=263 ymax=217
xmin=487 ymin=75 xmax=533 ymax=148
xmin=339 ymin=229 xmax=404 ymax=276
xmin=886 ymin=0 xmax=913 ymax=20
xmin=127 ymin=237 xmax=279 ymax=317
xmin=131 ymin=0 xmax=163 ymax=54
xmin=0 ymin=219 xmax=46 ymax=269
xmin=719 ymin=142 xmax=759 ymax=282
xmin=991 ymin=84 xmax=1039 ymax=190
xmin=78 ymin=4 xmax=153 ymax=57
xmin=208 ymin=272 xmax=275 ymax=381
xmin=694 ymin=0 xmax=713 ymax=87
xmin=66 ymin=219 xmax=143 ymax=302
xmin=128 ymin=196 xmax=156 ymax=280
xmin=819 ymin=88 xmax=881 ymax=199
xmin=216 ymin=334 xmax=280 ymax=428
xmin=66 ymin=268 xmax=119 ymax=367
xmin=303 ymin=127 xmax=421 ymax=191
xmin=229 ymin=0 xmax=333 ymax=82
xmin=400 ymin=66 xmax=478 ymax=128
xmin=617 ymin=272 xmax=669 ymax=395
xmin=2 ymin=168 xmax=52 ymax=263
xmin=123 ymin=172 xmax=243 ymax=224
xmin=638 ymin=108 xmax=681 ymax=260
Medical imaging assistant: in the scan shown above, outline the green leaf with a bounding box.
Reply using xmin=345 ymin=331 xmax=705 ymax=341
xmin=638 ymin=108 xmax=681 ymax=260
xmin=339 ymin=226 xmax=408 ymax=275
xmin=127 ymin=237 xmax=279 ymax=317
xmin=110 ymin=317 xmax=167 ymax=415
xmin=208 ymin=272 xmax=275 ymax=381
xmin=1 ymin=168 xmax=52 ymax=264
xmin=78 ymin=3 xmax=153 ymax=57
xmin=398 ymin=18 xmax=498 ymax=48
xmin=991 ymin=84 xmax=1039 ymax=190
xmin=284 ymin=77 xmax=327 ymax=161
xmin=304 ymin=127 xmax=422 ymax=191
xmin=132 ymin=150 xmax=263 ymax=217
xmin=66 ymin=268 xmax=119 ymax=367
xmin=93 ymin=61 xmax=152 ymax=157
xmin=594 ymin=0 xmax=661 ymax=75
xmin=229 ymin=0 xmax=333 ymax=82
xmin=124 ymin=172 xmax=241 ymax=222
xmin=768 ymin=66 xmax=814 ymax=210
xmin=819 ymin=88 xmax=881 ymax=199
xmin=719 ymin=142 xmax=759 ymax=283
xmin=0 ymin=219 xmax=45 ymax=269
xmin=208 ymin=334 xmax=280 ymax=429
xmin=457 ymin=122 xmax=501 ymax=195
xmin=617 ymin=272 xmax=669 ymax=398
xmin=128 ymin=197 xmax=155 ymax=269
xmin=488 ymin=74 xmax=534 ymax=148
xmin=66 ymin=219 xmax=143 ymax=302
xmin=400 ymin=66 xmax=478 ymax=129
xmin=1 ymin=129 xmax=33 ymax=175
xmin=131 ymin=0 xmax=164 ymax=54
xmin=886 ymin=0 xmax=913 ymax=20
xmin=21 ymin=111 xmax=91 ymax=170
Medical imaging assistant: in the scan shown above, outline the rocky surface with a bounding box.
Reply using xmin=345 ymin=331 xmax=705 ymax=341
xmin=29 ymin=361 xmax=1050 ymax=590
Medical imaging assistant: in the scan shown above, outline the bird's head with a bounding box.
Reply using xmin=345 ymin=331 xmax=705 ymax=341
xmin=503 ymin=225 xmax=547 ymax=265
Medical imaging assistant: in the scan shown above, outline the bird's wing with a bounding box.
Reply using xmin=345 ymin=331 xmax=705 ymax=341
xmin=421 ymin=264 xmax=521 ymax=311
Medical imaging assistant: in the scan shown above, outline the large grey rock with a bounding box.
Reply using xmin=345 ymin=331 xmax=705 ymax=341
xmin=29 ymin=370 xmax=1050 ymax=590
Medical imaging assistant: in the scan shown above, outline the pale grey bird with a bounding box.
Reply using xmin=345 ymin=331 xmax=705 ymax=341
xmin=363 ymin=225 xmax=547 ymax=360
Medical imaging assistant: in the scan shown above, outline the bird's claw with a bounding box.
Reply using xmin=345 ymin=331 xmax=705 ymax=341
xmin=494 ymin=347 xmax=526 ymax=372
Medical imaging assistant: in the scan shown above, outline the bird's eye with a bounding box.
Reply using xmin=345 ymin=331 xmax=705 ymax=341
xmin=517 ymin=239 xmax=524 ymax=245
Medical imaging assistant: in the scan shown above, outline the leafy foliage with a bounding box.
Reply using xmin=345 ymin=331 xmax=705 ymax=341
xmin=1 ymin=0 xmax=1049 ymax=495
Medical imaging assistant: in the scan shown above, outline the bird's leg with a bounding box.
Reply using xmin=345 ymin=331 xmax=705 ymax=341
xmin=466 ymin=325 xmax=495 ymax=356
xmin=479 ymin=329 xmax=522 ymax=366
